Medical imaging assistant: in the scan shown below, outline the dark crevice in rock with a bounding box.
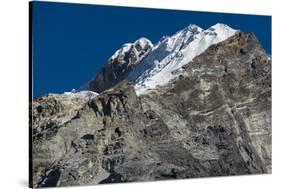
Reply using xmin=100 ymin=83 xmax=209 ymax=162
xmin=38 ymin=167 xmax=61 ymax=187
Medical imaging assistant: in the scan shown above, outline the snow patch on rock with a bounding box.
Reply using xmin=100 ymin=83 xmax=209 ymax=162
xmin=64 ymin=90 xmax=99 ymax=99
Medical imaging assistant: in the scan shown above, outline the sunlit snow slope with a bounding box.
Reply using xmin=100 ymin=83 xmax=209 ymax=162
xmin=127 ymin=23 xmax=237 ymax=95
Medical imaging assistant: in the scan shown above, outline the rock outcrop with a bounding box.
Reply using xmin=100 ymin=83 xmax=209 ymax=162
xmin=30 ymin=31 xmax=271 ymax=188
xmin=84 ymin=38 xmax=153 ymax=93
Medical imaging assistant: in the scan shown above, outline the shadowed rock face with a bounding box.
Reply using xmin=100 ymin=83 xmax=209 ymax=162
xmin=85 ymin=38 xmax=153 ymax=93
xmin=30 ymin=32 xmax=271 ymax=188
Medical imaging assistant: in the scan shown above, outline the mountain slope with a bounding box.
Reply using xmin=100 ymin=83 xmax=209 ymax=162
xmin=128 ymin=23 xmax=237 ymax=95
xmin=30 ymin=25 xmax=271 ymax=188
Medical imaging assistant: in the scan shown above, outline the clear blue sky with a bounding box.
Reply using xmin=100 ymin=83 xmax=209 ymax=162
xmin=32 ymin=2 xmax=271 ymax=98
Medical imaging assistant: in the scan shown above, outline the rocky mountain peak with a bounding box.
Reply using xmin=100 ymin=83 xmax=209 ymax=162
xmin=82 ymin=37 xmax=153 ymax=93
xmin=109 ymin=37 xmax=153 ymax=63
xmin=30 ymin=23 xmax=271 ymax=188
xmin=178 ymin=24 xmax=203 ymax=38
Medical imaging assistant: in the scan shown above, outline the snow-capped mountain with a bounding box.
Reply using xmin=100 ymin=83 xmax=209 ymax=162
xmin=109 ymin=37 xmax=153 ymax=62
xmin=83 ymin=23 xmax=237 ymax=95
xmin=31 ymin=21 xmax=271 ymax=187
xmin=127 ymin=23 xmax=237 ymax=95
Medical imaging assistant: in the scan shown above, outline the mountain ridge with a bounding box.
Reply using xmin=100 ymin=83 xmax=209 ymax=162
xmin=79 ymin=23 xmax=237 ymax=95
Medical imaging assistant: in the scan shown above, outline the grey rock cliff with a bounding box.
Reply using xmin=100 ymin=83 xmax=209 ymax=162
xmin=30 ymin=32 xmax=271 ymax=188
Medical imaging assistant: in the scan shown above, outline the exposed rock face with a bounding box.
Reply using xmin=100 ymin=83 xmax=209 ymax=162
xmin=85 ymin=38 xmax=153 ymax=93
xmin=30 ymin=32 xmax=271 ymax=188
xmin=139 ymin=32 xmax=271 ymax=173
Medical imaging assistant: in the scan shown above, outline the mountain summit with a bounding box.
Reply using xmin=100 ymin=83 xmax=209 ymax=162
xmin=82 ymin=23 xmax=237 ymax=95
xmin=128 ymin=23 xmax=237 ymax=94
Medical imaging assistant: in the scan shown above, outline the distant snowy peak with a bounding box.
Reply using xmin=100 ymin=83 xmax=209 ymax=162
xmin=135 ymin=37 xmax=153 ymax=50
xmin=127 ymin=23 xmax=237 ymax=95
xmin=159 ymin=24 xmax=203 ymax=51
xmin=206 ymin=23 xmax=236 ymax=36
xmin=203 ymin=23 xmax=237 ymax=44
xmin=109 ymin=37 xmax=153 ymax=62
